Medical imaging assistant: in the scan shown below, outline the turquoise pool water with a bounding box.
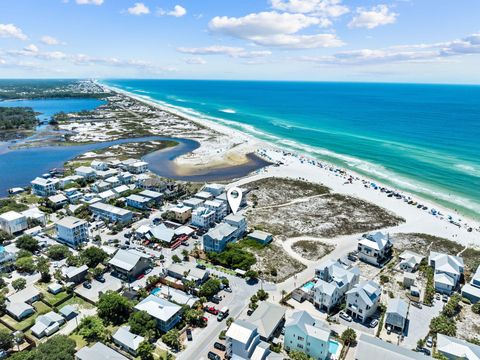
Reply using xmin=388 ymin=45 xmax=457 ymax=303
xmin=302 ymin=281 xmax=315 ymax=291
xmin=151 ymin=287 xmax=161 ymax=295
xmin=329 ymin=340 xmax=340 ymax=355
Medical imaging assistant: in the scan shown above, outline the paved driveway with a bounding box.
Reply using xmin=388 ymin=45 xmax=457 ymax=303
xmin=74 ymin=273 xmax=122 ymax=302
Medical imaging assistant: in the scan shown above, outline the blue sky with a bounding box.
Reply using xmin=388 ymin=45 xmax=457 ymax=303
xmin=1 ymin=0 xmax=479 ymax=83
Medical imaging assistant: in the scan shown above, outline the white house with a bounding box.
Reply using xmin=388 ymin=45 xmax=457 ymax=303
xmin=56 ymin=216 xmax=89 ymax=247
xmin=31 ymin=177 xmax=59 ymax=197
xmin=112 ymin=326 xmax=144 ymax=356
xmin=182 ymin=197 xmax=204 ymax=209
xmin=75 ymin=166 xmax=97 ymax=179
xmin=126 ymin=194 xmax=152 ymax=210
xmin=204 ymin=199 xmax=228 ymax=222
xmin=31 ymin=311 xmax=65 ymax=338
xmin=436 ymin=334 xmax=480 ymax=360
xmin=203 ymin=183 xmax=225 ymax=197
xmin=224 ymin=213 xmax=247 ymax=238
xmin=357 ymin=232 xmax=393 ymax=267
xmin=462 ymin=265 xmax=480 ymax=304
xmin=284 ymin=311 xmax=331 ymax=360
xmin=134 ymin=295 xmax=181 ymax=332
xmin=345 ymin=280 xmax=382 ymax=322
xmin=0 ymin=211 xmax=27 ymax=235
xmin=399 ymin=250 xmax=425 ymax=273
xmin=191 ymin=207 xmax=216 ymax=229
xmin=249 ymin=302 xmax=286 ymax=341
xmin=76 ymin=342 xmax=129 ymax=360
xmin=355 ymin=334 xmax=429 ymax=360
xmin=429 ymin=251 xmax=464 ymax=294
xmin=226 ymin=320 xmax=262 ymax=360
xmin=89 ymin=202 xmax=133 ymax=224
xmin=314 ymin=259 xmax=360 ymax=312
xmin=91 ymin=160 xmax=109 ymax=171
xmin=21 ymin=207 xmax=47 ymax=225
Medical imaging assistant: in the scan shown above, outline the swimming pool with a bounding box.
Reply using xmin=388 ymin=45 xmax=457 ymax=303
xmin=328 ymin=340 xmax=340 ymax=355
xmin=302 ymin=281 xmax=315 ymax=291
xmin=151 ymin=287 xmax=161 ymax=295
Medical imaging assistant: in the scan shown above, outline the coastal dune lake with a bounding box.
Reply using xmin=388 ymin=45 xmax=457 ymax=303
xmin=104 ymin=80 xmax=480 ymax=219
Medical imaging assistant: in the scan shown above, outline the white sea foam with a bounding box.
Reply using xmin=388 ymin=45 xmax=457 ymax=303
xmin=220 ymin=109 xmax=236 ymax=114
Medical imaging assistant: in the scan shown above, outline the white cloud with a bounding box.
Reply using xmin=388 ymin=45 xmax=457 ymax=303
xmin=128 ymin=3 xmax=150 ymax=16
xmin=169 ymin=5 xmax=186 ymax=17
xmin=298 ymin=33 xmax=480 ymax=65
xmin=24 ymin=44 xmax=39 ymax=53
xmin=76 ymin=0 xmax=104 ymax=5
xmin=270 ymin=0 xmax=349 ymax=18
xmin=208 ymin=11 xmax=343 ymax=49
xmin=0 ymin=24 xmax=28 ymax=41
xmin=41 ymin=35 xmax=63 ymax=45
xmin=158 ymin=5 xmax=187 ymax=17
xmin=184 ymin=57 xmax=206 ymax=65
xmin=177 ymin=45 xmax=272 ymax=58
xmin=349 ymin=5 xmax=398 ymax=29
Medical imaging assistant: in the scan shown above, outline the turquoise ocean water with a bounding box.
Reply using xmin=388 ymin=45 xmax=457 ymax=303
xmin=102 ymin=80 xmax=480 ymax=220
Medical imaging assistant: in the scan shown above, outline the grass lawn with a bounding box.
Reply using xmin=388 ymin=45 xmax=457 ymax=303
xmin=0 ymin=322 xmax=11 ymax=333
xmin=153 ymin=347 xmax=169 ymax=360
xmin=61 ymin=295 xmax=95 ymax=310
xmin=69 ymin=334 xmax=88 ymax=349
xmin=197 ymin=259 xmax=236 ymax=275
xmin=1 ymin=314 xmax=36 ymax=332
xmin=33 ymin=301 xmax=52 ymax=315
xmin=43 ymin=290 xmax=70 ymax=306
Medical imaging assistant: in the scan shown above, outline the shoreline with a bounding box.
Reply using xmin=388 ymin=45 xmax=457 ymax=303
xmin=100 ymin=82 xmax=480 ymax=239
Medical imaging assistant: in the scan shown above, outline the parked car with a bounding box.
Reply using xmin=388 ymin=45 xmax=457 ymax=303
xmin=426 ymin=336 xmax=433 ymax=348
xmin=217 ymin=307 xmax=229 ymax=322
xmin=136 ymin=274 xmax=145 ymax=280
xmin=211 ymin=295 xmax=222 ymax=304
xmin=370 ymin=319 xmax=379 ymax=328
xmin=95 ymin=276 xmax=105 ymax=283
xmin=186 ymin=328 xmax=192 ymax=341
xmin=435 ymin=293 xmax=441 ymax=300
xmin=339 ymin=311 xmax=352 ymax=322
xmin=208 ymin=351 xmax=221 ymax=360
xmin=214 ymin=342 xmax=226 ymax=351
xmin=144 ymin=268 xmax=152 ymax=275
xmin=411 ymin=301 xmax=422 ymax=309
xmin=224 ymin=287 xmax=232 ymax=293
xmin=386 ymin=325 xmax=392 ymax=334
xmin=201 ymin=316 xmax=208 ymax=323
xmin=83 ymin=281 xmax=92 ymax=289
xmin=196 ymin=263 xmax=206 ymax=270
xmin=422 ymin=348 xmax=431 ymax=356
xmin=247 ymin=308 xmax=254 ymax=316
xmin=442 ymin=294 xmax=449 ymax=302
xmin=204 ymin=306 xmax=219 ymax=315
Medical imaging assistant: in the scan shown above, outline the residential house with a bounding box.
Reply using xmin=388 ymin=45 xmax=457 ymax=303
xmin=122 ymin=159 xmax=148 ymax=174
xmin=429 ymin=251 xmax=464 ymax=294
xmin=21 ymin=207 xmax=47 ymax=225
xmin=284 ymin=311 xmax=331 ymax=360
xmin=98 ymin=190 xmax=116 ymax=202
xmin=462 ymin=265 xmax=480 ymax=303
xmin=203 ymin=183 xmax=225 ymax=197
xmin=31 ymin=177 xmax=59 ymax=197
xmin=75 ymin=342 xmax=129 ymax=360
xmin=203 ymin=222 xmax=239 ymax=253
xmin=226 ymin=320 xmax=262 ymax=360
xmin=313 ymin=259 xmax=360 ymax=312
xmin=182 ymin=197 xmax=204 ymax=209
xmin=113 ymin=185 xmax=130 ymax=196
xmin=31 ymin=311 xmax=65 ymax=338
xmin=345 ymin=280 xmax=382 ymax=322
xmin=95 ymin=169 xmax=118 ymax=180
xmin=399 ymin=250 xmax=425 ymax=273
xmin=204 ymin=199 xmax=228 ymax=222
xmin=224 ymin=213 xmax=247 ymax=238
xmin=357 ymin=232 xmax=393 ymax=267
xmin=63 ymin=264 xmax=89 ymax=284
xmin=112 ymin=326 xmax=144 ymax=356
xmin=91 ymin=160 xmax=109 ymax=171
xmin=48 ymin=283 xmax=63 ymax=295
xmin=385 ymin=298 xmax=409 ymax=333
xmin=126 ymin=194 xmax=152 ymax=210
xmin=6 ymin=285 xmax=41 ymax=320
xmin=59 ymin=304 xmax=77 ymax=320
xmin=139 ymin=189 xmax=163 ymax=204
xmin=355 ymin=333 xmax=429 ymax=360
xmin=0 ymin=246 xmax=15 ymax=271
xmin=48 ymin=194 xmax=68 ymax=209
xmin=56 ymin=216 xmax=89 ymax=247
xmin=169 ymin=205 xmax=192 ymax=224
xmin=134 ymin=295 xmax=182 ymax=332
xmin=191 ymin=207 xmax=216 ymax=229
xmin=249 ymin=302 xmax=286 ymax=341
xmin=0 ymin=211 xmax=27 ymax=235
xmin=436 ymin=333 xmax=480 ymax=360
xmin=75 ymin=166 xmax=97 ymax=179
xmin=92 ymin=180 xmax=111 ymax=193
xmin=247 ymin=230 xmax=273 ymax=245
xmin=166 ymin=263 xmax=190 ymax=280
xmin=89 ymin=202 xmax=133 ymax=224
xmin=109 ymin=249 xmax=151 ymax=281
xmin=58 ymin=175 xmax=83 ymax=189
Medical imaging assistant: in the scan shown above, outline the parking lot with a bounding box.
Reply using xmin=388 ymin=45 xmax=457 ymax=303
xmin=74 ymin=273 xmax=123 ymax=302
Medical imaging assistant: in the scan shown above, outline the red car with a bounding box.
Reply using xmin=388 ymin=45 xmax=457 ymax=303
xmin=204 ymin=306 xmax=219 ymax=315
xmin=201 ymin=316 xmax=208 ymax=323
xmin=136 ymin=274 xmax=145 ymax=280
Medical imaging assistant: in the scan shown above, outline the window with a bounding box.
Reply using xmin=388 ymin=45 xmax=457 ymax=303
xmin=298 ymin=336 xmax=305 ymax=341
xmin=297 ymin=344 xmax=303 ymax=349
